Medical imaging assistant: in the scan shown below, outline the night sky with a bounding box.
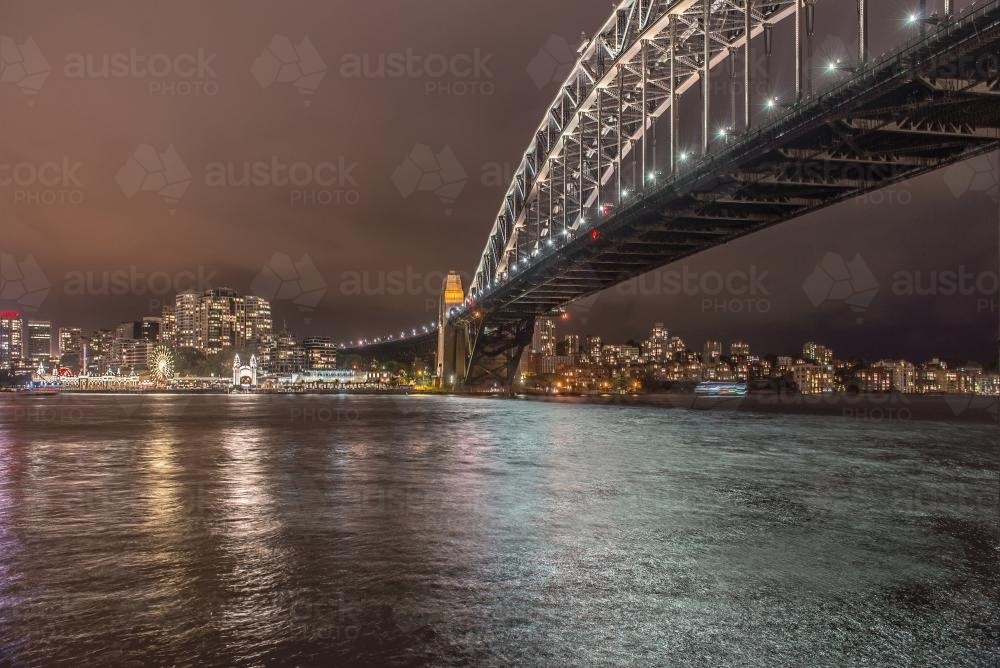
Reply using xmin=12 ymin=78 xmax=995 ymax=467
xmin=1 ymin=0 xmax=997 ymax=364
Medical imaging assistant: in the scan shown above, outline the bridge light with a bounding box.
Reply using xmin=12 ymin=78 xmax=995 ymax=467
xmin=906 ymin=12 xmax=919 ymax=24
xmin=766 ymin=98 xmax=776 ymax=109
xmin=679 ymin=152 xmax=689 ymax=162
xmin=590 ymin=229 xmax=600 ymax=241
xmin=826 ymin=59 xmax=854 ymax=74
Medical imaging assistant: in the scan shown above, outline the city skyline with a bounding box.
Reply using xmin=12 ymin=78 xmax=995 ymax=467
xmin=2 ymin=287 xmax=998 ymax=370
xmin=3 ymin=294 xmax=997 ymax=400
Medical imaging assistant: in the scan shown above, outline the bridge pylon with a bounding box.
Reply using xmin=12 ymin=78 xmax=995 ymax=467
xmin=437 ymin=271 xmax=469 ymax=391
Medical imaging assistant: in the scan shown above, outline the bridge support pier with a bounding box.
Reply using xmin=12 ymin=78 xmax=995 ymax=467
xmin=464 ymin=318 xmax=534 ymax=395
xmin=437 ymin=318 xmax=470 ymax=392
xmin=437 ymin=270 xmax=469 ymax=391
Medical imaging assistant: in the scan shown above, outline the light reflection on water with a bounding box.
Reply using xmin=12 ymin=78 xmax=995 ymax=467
xmin=0 ymin=394 xmax=996 ymax=666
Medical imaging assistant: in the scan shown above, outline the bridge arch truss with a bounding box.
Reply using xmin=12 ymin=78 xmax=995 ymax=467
xmin=470 ymin=0 xmax=809 ymax=299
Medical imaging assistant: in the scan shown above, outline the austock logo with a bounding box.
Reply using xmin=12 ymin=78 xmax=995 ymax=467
xmin=63 ymin=48 xmax=219 ymax=96
xmin=203 ymin=156 xmax=360 ymax=206
xmin=251 ymin=35 xmax=327 ymax=106
xmin=526 ymin=35 xmax=575 ymax=89
xmin=941 ymin=366 xmax=999 ymax=422
xmin=802 ymin=252 xmax=879 ymax=324
xmin=115 ymin=143 xmax=192 ymax=215
xmin=391 ymin=593 xmax=440 ymax=634
xmin=339 ymin=48 xmax=495 ymax=96
xmin=944 ymin=152 xmax=999 ymax=203
xmin=0 ymin=35 xmax=51 ymax=106
xmin=616 ymin=265 xmax=772 ymax=315
xmin=391 ymin=144 xmax=468 ymax=216
xmin=943 ymin=396 xmax=999 ymax=422
xmin=0 ymin=252 xmax=50 ymax=311
xmin=0 ymin=158 xmax=85 ymax=206
xmin=251 ymin=252 xmax=328 ymax=324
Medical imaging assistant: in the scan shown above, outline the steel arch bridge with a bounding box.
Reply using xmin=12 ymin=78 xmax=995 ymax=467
xmin=347 ymin=0 xmax=1000 ymax=391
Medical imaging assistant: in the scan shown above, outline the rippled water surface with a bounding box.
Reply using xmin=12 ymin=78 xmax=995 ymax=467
xmin=0 ymin=394 xmax=997 ymax=666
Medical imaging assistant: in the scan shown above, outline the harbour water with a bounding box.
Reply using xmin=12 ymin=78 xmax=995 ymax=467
xmin=0 ymin=394 xmax=997 ymax=665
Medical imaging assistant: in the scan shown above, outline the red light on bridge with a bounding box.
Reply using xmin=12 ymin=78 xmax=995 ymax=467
xmin=589 ymin=229 xmax=600 ymax=241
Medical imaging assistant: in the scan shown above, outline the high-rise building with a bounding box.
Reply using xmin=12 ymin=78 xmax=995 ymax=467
xmin=198 ymin=288 xmax=238 ymax=353
xmin=872 ymin=360 xmax=916 ymax=393
xmin=59 ymin=327 xmax=82 ymax=355
xmin=703 ymin=340 xmax=722 ymax=364
xmin=730 ymin=341 xmax=750 ymax=360
xmin=117 ymin=339 xmax=151 ymax=371
xmin=173 ymin=290 xmax=200 ymax=348
xmin=84 ymin=329 xmax=114 ymax=375
xmin=802 ymin=341 xmax=833 ymax=366
xmin=115 ymin=321 xmax=141 ymax=341
xmin=668 ymin=336 xmax=688 ymax=354
xmin=602 ymin=344 xmax=641 ymax=365
xmin=195 ymin=288 xmax=274 ymax=355
xmin=643 ymin=322 xmax=669 ymax=361
xmin=775 ymin=356 xmax=794 ymax=375
xmin=160 ymin=305 xmax=176 ymax=344
xmin=564 ymin=334 xmax=581 ymax=356
xmin=243 ymin=295 xmax=273 ymax=350
xmin=532 ymin=317 xmax=557 ymax=356
xmin=0 ymin=312 xmax=23 ymax=369
xmin=790 ymin=363 xmax=834 ymax=395
xmin=112 ymin=321 xmax=146 ymax=372
xmin=27 ymin=320 xmax=52 ymax=363
xmin=303 ymin=336 xmax=337 ymax=370
xmin=587 ymin=336 xmax=602 ymax=362
xmin=141 ymin=316 xmax=162 ymax=342
xmin=271 ymin=328 xmax=306 ymax=373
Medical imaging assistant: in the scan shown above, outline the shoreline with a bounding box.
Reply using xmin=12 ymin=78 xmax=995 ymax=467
xmin=4 ymin=388 xmax=997 ymax=423
xmin=515 ymin=391 xmax=1000 ymax=424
